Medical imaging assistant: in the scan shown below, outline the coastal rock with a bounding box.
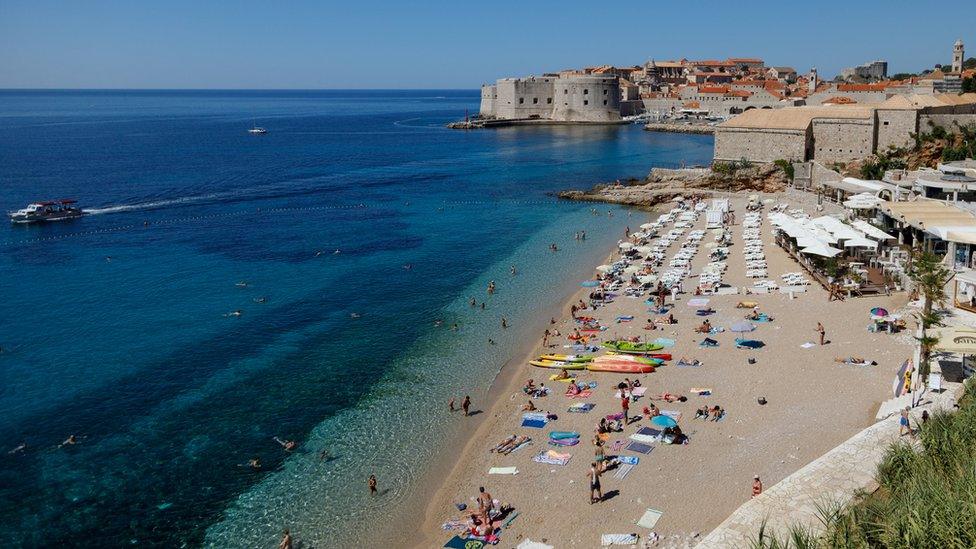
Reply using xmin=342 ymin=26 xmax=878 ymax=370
xmin=556 ymin=164 xmax=788 ymax=207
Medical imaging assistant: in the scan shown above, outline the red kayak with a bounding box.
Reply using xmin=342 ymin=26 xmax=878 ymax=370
xmin=587 ymin=362 xmax=655 ymax=374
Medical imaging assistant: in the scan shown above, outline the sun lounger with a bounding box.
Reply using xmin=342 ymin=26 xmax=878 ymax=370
xmin=488 ymin=466 xmax=519 ymax=475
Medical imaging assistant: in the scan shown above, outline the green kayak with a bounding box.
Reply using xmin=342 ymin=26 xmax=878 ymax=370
xmin=602 ymin=340 xmax=665 ymax=354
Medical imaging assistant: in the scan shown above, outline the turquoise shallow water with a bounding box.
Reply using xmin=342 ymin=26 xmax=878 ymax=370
xmin=0 ymin=90 xmax=713 ymax=547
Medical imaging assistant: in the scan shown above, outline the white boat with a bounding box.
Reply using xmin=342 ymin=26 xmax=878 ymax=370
xmin=9 ymin=200 xmax=84 ymax=224
xmin=247 ymin=125 xmax=267 ymax=134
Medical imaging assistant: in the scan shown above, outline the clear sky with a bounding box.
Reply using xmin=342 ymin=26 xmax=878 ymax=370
xmin=0 ymin=0 xmax=972 ymax=89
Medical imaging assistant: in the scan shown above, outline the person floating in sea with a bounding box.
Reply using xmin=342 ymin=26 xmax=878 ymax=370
xmin=480 ymin=302 xmax=486 ymax=310
xmin=452 ymin=323 xmax=459 ymax=331
xmin=274 ymin=437 xmax=297 ymax=452
xmin=58 ymin=435 xmax=80 ymax=448
xmin=470 ymin=297 xmax=476 ymax=307
xmin=7 ymin=442 xmax=26 ymax=455
xmin=402 ymin=264 xmax=412 ymax=270
xmin=368 ymin=474 xmax=378 ymax=495
xmin=501 ymin=318 xmax=508 ymax=329
xmin=247 ymin=457 xmax=261 ymax=469
xmin=434 ymin=319 xmax=443 ymax=327
xmin=333 ymin=249 xmax=341 ymax=255
xmin=225 ymin=310 xmax=243 ymax=317
xmin=462 ymin=395 xmax=471 ymax=416
xmin=236 ymin=281 xmax=248 ymax=288
xmin=510 ymin=265 xmax=517 ymax=276
xmin=580 ymin=231 xmax=586 ymax=240
xmin=254 ymin=297 xmax=268 ymax=304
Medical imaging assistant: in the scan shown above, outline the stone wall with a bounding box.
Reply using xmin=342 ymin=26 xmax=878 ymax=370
xmin=714 ymin=127 xmax=809 ymax=163
xmin=493 ymin=77 xmax=555 ymax=120
xmin=479 ymin=85 xmax=497 ymax=118
xmin=551 ymin=75 xmax=621 ymax=122
xmin=876 ymin=109 xmax=919 ymax=152
xmin=811 ymin=118 xmax=876 ymax=163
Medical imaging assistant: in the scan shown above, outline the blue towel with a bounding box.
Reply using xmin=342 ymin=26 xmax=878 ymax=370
xmin=521 ymin=418 xmax=547 ymax=429
xmin=618 ymin=455 xmax=640 ymax=465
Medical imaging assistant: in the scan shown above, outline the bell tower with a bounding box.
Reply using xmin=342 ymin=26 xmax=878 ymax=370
xmin=952 ymin=39 xmax=965 ymax=73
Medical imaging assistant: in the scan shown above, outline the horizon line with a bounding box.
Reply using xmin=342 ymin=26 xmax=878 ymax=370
xmin=0 ymin=87 xmax=482 ymax=92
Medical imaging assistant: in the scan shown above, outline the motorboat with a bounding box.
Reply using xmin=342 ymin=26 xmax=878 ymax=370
xmin=9 ymin=200 xmax=84 ymax=224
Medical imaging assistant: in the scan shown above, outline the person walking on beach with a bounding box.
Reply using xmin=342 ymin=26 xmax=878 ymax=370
xmin=368 ymin=474 xmax=377 ymax=495
xmin=588 ymin=462 xmax=603 ymax=504
xmin=752 ymin=476 xmax=763 ymax=497
xmin=621 ymin=393 xmax=630 ymax=424
xmin=543 ymin=329 xmax=550 ymax=347
xmin=816 ymin=322 xmax=826 ymax=345
xmin=279 ymin=529 xmax=293 ymax=549
xmin=899 ymin=407 xmax=911 ymax=436
xmin=462 ymin=395 xmax=471 ymax=416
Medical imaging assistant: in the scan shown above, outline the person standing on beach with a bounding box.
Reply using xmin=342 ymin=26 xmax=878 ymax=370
xmin=816 ymin=322 xmax=826 ymax=345
xmin=477 ymin=486 xmax=494 ymax=513
xmin=462 ymin=395 xmax=471 ymax=416
xmin=368 ymin=474 xmax=377 ymax=495
xmin=543 ymin=329 xmax=550 ymax=347
xmin=752 ymin=476 xmax=763 ymax=497
xmin=279 ymin=529 xmax=293 ymax=549
xmin=899 ymin=407 xmax=911 ymax=436
xmin=588 ymin=462 xmax=603 ymax=504
xmin=621 ymin=394 xmax=630 ymax=424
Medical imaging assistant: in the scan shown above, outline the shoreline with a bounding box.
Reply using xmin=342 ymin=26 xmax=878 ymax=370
xmin=415 ymin=189 xmax=909 ymax=547
xmin=643 ymin=123 xmax=716 ymax=135
xmin=413 ymin=216 xmax=644 ymax=548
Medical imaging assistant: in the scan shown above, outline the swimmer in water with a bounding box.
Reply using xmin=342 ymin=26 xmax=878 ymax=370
xmin=105 ymin=256 xmax=112 ymax=262
xmin=253 ymin=297 xmax=268 ymax=304
xmin=315 ymin=250 xmax=323 ymax=257
xmin=225 ymin=310 xmax=243 ymax=317
xmin=434 ymin=319 xmax=443 ymax=327
xmin=333 ymin=249 xmax=341 ymax=255
xmin=318 ymin=449 xmax=331 ymax=461
xmin=236 ymin=281 xmax=247 ymax=288
xmin=452 ymin=323 xmax=459 ymax=331
xmin=246 ymin=457 xmax=261 ymax=469
xmin=488 ymin=338 xmax=495 ymax=345
xmin=58 ymin=435 xmax=79 ymax=448
xmin=403 ymin=264 xmax=412 ymax=270
xmin=350 ymin=313 xmax=361 ymax=319
xmin=510 ymin=265 xmax=517 ymax=275
xmin=274 ymin=437 xmax=297 ymax=452
xmin=8 ymin=442 xmax=26 ymax=455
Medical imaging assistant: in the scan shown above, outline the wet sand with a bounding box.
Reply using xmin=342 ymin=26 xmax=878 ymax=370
xmin=416 ymin=192 xmax=910 ymax=548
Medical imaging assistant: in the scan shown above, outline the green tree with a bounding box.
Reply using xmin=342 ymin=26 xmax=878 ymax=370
xmin=907 ymin=249 xmax=952 ymax=377
xmin=962 ymin=76 xmax=975 ymax=94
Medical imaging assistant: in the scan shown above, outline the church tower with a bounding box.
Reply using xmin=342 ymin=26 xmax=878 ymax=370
xmin=808 ymin=67 xmax=818 ymax=93
xmin=952 ymin=39 xmax=965 ymax=73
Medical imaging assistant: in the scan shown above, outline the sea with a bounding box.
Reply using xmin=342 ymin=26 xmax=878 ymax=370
xmin=0 ymin=89 xmax=713 ymax=547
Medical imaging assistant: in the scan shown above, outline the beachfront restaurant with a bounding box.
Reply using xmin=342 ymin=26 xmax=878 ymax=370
xmin=877 ymin=199 xmax=976 ymax=312
xmin=819 ymin=177 xmax=912 ymax=208
xmin=769 ymin=212 xmax=896 ymax=296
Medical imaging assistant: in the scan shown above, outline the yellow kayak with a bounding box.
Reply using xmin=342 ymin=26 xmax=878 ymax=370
xmin=539 ymin=354 xmax=593 ymax=363
xmin=529 ymin=359 xmax=587 ymax=370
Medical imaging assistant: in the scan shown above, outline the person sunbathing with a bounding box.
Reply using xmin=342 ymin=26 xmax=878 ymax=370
xmin=695 ymin=406 xmax=709 ymax=419
xmin=554 ymin=368 xmax=571 ymax=381
xmin=490 ymin=435 xmax=517 ymax=453
xmin=677 ymin=357 xmax=703 ymax=367
xmin=497 ymin=435 xmax=530 ymax=455
xmin=745 ymin=310 xmax=761 ymax=320
xmin=710 ymin=406 xmax=724 ymax=421
xmin=696 ymin=320 xmax=712 ymax=333
xmin=834 ymin=357 xmax=877 ymax=365
xmin=521 ymin=400 xmax=537 ymax=411
xmin=566 ymin=383 xmax=581 ymax=396
xmin=523 ymin=379 xmax=536 ymax=393
xmin=653 ymin=392 xmax=686 ymax=403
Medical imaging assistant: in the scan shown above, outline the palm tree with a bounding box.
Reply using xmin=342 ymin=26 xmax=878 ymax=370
xmin=907 ymin=249 xmax=952 ymax=378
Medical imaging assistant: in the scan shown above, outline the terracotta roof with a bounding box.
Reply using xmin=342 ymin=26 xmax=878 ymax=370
xmin=764 ymin=81 xmax=786 ymax=90
xmin=683 ymin=100 xmax=701 ymax=109
xmin=837 ymin=83 xmax=887 ymax=92
xmin=728 ymin=90 xmax=753 ymax=97
xmin=699 ymin=85 xmax=731 ymax=94
xmin=824 ymin=96 xmax=857 ymax=104
xmin=728 ymin=58 xmax=764 ymax=63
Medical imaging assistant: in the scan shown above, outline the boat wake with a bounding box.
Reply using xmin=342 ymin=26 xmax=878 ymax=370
xmin=83 ymin=194 xmax=227 ymax=215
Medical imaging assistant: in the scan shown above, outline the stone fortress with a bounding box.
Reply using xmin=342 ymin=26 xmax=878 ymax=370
xmin=479 ymin=74 xmax=622 ymax=123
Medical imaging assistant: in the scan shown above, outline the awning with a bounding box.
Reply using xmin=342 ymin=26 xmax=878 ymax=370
xmin=843 ymin=236 xmax=878 ymax=249
xmin=946 ymin=230 xmax=976 ymax=245
xmin=851 ymin=220 xmax=895 ymax=240
xmin=801 ymin=243 xmax=843 ymax=257
xmin=931 ymin=326 xmax=976 ymax=354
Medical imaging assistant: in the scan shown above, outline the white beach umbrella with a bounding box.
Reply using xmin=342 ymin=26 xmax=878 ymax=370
xmin=843 ymin=236 xmax=877 ymax=249
xmin=801 ymin=243 xmax=843 ymax=258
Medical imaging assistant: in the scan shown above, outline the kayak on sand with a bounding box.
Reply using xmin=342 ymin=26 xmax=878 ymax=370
xmin=602 ymin=340 xmax=664 ymax=354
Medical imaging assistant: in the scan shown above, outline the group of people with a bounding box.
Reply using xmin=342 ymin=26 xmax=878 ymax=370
xmin=448 ymin=395 xmax=473 ymax=416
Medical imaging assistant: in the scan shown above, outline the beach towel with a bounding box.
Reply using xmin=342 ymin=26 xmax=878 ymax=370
xmin=488 ymin=466 xmax=519 ymax=475
xmin=699 ymin=338 xmax=719 ymax=347
xmin=800 ymin=342 xmax=816 ymax=349
xmin=609 ymin=439 xmax=624 ymax=452
xmin=568 ymin=403 xmax=595 ymax=413
xmin=636 ymin=508 xmax=664 ymax=529
xmin=618 ymin=455 xmax=639 ymax=465
xmin=549 ymin=431 xmax=580 ymax=440
xmin=689 ymin=387 xmax=712 ymax=395
xmin=521 ymin=418 xmax=547 ymax=429
xmin=735 ymin=338 xmax=765 ymax=349
xmin=635 ymin=426 xmax=662 ymax=438
xmin=676 ymin=359 xmax=702 ymax=367
xmin=661 ymin=410 xmax=682 ymax=421
xmin=444 ymin=535 xmax=486 ymax=549
xmin=612 ymin=463 xmax=635 ymax=480
xmin=532 ymin=449 xmax=571 ymax=466
xmin=616 ymin=315 xmax=635 ymax=322
xmin=601 ymin=533 xmax=639 ymax=546
xmin=565 ymin=388 xmax=592 ymax=399
xmin=688 ymin=298 xmax=709 ymax=307
xmin=605 ymin=412 xmax=624 ymax=421
xmin=625 ymin=441 xmax=654 ymax=454
xmin=653 ymin=337 xmax=675 ymax=348
xmin=614 ymin=387 xmax=647 ymax=399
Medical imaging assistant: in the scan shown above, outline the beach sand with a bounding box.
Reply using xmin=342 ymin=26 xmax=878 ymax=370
xmin=417 ymin=192 xmax=909 ymax=548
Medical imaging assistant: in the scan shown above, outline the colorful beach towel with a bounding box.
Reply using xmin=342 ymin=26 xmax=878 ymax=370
xmin=566 ymin=389 xmax=592 ymax=399
xmin=661 ymin=410 xmax=682 ymax=421
xmin=601 ymin=533 xmax=639 ymax=546
xmin=612 ymin=463 xmax=634 ymax=480
xmin=653 ymin=337 xmax=676 ymax=348
xmin=532 ymin=449 xmax=571 ymax=466
xmin=618 ymin=455 xmax=639 ymax=465
xmin=568 ymin=402 xmax=595 ymax=413
xmin=521 ymin=418 xmax=547 ymax=429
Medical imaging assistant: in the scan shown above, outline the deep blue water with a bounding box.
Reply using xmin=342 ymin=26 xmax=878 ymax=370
xmin=0 ymin=90 xmax=713 ymax=547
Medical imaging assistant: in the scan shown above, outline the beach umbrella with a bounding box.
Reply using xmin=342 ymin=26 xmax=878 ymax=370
xmin=870 ymin=307 xmax=888 ymax=317
xmin=800 ymin=243 xmax=843 ymax=258
xmin=843 ymin=236 xmax=877 ymax=249
xmin=651 ymin=415 xmax=677 ymax=428
xmin=730 ymin=321 xmax=756 ymax=333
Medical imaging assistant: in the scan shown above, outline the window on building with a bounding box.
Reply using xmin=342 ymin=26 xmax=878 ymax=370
xmin=603 ymin=89 xmax=608 ymax=95
xmin=519 ymin=98 xmax=524 ymax=104
xmin=533 ymin=97 xmax=538 ymax=104
xmin=564 ymin=89 xmax=568 ymax=94
xmin=547 ymin=98 xmax=552 ymax=104
xmin=584 ymin=100 xmax=589 ymax=105
xmin=584 ymin=89 xmax=589 ymax=95
xmin=603 ymin=100 xmax=608 ymax=105
xmin=883 ymin=121 xmax=889 ymax=126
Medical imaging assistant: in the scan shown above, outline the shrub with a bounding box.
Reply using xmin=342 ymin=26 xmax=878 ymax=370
xmin=773 ymin=159 xmax=795 ymax=181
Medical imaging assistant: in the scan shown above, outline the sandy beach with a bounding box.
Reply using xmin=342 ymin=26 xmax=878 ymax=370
xmin=418 ymin=191 xmax=910 ymax=548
